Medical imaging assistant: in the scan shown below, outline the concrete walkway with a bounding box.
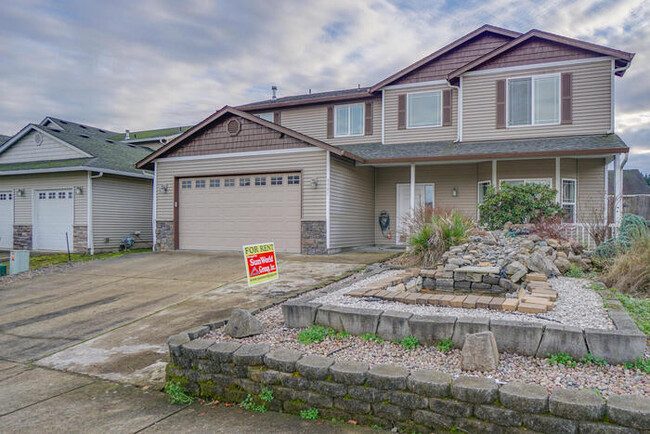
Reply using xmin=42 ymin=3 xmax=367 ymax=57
xmin=0 ymin=362 xmax=374 ymax=433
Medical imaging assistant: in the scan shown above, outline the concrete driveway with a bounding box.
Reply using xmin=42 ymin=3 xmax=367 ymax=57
xmin=0 ymin=250 xmax=392 ymax=386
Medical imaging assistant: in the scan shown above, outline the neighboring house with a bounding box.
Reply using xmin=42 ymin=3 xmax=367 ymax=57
xmin=137 ymin=24 xmax=633 ymax=254
xmin=0 ymin=117 xmax=154 ymax=253
xmin=0 ymin=135 xmax=11 ymax=146
xmin=109 ymin=126 xmax=192 ymax=151
xmin=607 ymin=169 xmax=650 ymax=220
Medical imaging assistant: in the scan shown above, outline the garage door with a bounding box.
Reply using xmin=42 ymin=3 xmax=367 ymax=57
xmin=33 ymin=189 xmax=74 ymax=250
xmin=178 ymin=173 xmax=301 ymax=253
xmin=0 ymin=191 xmax=13 ymax=249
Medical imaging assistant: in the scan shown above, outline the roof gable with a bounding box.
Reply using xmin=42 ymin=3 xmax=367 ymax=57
xmin=449 ymin=29 xmax=635 ymax=79
xmin=0 ymin=125 xmax=91 ymax=165
xmin=136 ymin=106 xmax=363 ymax=169
xmin=370 ymin=25 xmax=520 ymax=91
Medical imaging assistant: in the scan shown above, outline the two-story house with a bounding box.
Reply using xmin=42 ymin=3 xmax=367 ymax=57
xmin=136 ymin=25 xmax=633 ymax=254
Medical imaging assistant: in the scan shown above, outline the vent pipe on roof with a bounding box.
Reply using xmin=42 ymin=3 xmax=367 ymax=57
xmin=309 ymin=89 xmax=312 ymax=94
xmin=125 ymin=129 xmax=130 ymax=140
xmin=271 ymin=86 xmax=278 ymax=100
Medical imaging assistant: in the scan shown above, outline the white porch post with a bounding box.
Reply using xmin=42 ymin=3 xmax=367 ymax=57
xmin=614 ymin=154 xmax=624 ymax=227
xmin=604 ymin=160 xmax=609 ymax=226
xmin=555 ymin=157 xmax=561 ymax=203
xmin=410 ymin=164 xmax=416 ymax=216
xmin=325 ymin=151 xmax=331 ymax=250
xmin=491 ymin=160 xmax=497 ymax=189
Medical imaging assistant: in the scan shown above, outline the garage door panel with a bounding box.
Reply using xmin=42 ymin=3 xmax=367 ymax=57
xmin=0 ymin=191 xmax=13 ymax=249
xmin=178 ymin=174 xmax=301 ymax=253
xmin=33 ymin=189 xmax=74 ymax=251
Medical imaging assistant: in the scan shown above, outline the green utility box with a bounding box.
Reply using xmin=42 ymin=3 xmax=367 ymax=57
xmin=0 ymin=263 xmax=6 ymax=276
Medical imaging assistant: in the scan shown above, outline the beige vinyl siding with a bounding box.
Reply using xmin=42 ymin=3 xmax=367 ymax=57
xmin=0 ymin=172 xmax=87 ymax=225
xmin=374 ymin=163 xmax=478 ymax=245
xmin=278 ymin=98 xmax=381 ymax=145
xmin=462 ymin=59 xmax=612 ymax=141
xmin=329 ymin=155 xmax=374 ymax=249
xmin=561 ymin=158 xmax=578 ymax=179
xmin=155 ymin=149 xmax=327 ymax=221
xmin=384 ymin=84 xmax=457 ymax=144
xmin=477 ymin=161 xmax=492 ymax=182
xmin=577 ymin=158 xmax=605 ymax=222
xmin=497 ymin=159 xmax=555 ymax=184
xmin=91 ymin=174 xmax=153 ymax=251
xmin=0 ymin=130 xmax=86 ymax=164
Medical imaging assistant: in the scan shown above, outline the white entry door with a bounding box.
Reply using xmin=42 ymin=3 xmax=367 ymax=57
xmin=396 ymin=183 xmax=434 ymax=244
xmin=0 ymin=191 xmax=13 ymax=249
xmin=33 ymin=189 xmax=74 ymax=251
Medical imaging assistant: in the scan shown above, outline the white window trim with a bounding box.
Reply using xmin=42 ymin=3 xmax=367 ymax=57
xmin=499 ymin=178 xmax=553 ymax=186
xmin=395 ymin=182 xmax=435 ymax=245
xmin=561 ymin=178 xmax=577 ymax=222
xmin=255 ymin=112 xmax=274 ymax=122
xmin=333 ymin=103 xmax=365 ymax=137
xmin=406 ymin=90 xmax=443 ymax=129
xmin=506 ymin=73 xmax=561 ymax=128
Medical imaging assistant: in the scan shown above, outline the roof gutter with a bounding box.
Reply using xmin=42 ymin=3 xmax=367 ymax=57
xmin=0 ymin=166 xmax=153 ymax=179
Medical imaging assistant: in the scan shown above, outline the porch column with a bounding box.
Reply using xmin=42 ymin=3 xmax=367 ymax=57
xmin=614 ymin=153 xmax=624 ymax=226
xmin=491 ymin=160 xmax=497 ymax=190
xmin=555 ymin=157 xmax=561 ymax=203
xmin=410 ymin=164 xmax=416 ymax=216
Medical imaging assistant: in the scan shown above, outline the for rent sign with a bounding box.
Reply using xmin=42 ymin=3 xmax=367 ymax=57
xmin=243 ymin=242 xmax=278 ymax=286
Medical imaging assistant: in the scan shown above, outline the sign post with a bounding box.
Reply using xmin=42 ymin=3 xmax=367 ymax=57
xmin=242 ymin=242 xmax=278 ymax=286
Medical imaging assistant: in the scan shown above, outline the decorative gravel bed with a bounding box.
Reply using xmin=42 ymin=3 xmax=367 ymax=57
xmin=310 ymin=270 xmax=614 ymax=330
xmin=205 ymin=304 xmax=649 ymax=398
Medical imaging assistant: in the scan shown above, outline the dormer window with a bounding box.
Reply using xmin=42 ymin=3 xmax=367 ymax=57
xmin=334 ymin=103 xmax=364 ymax=137
xmin=507 ymin=74 xmax=560 ymax=127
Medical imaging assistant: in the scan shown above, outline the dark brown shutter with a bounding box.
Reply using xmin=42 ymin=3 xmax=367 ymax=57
xmin=442 ymin=89 xmax=452 ymax=126
xmin=364 ymin=101 xmax=373 ymax=135
xmin=273 ymin=111 xmax=281 ymax=124
xmin=496 ymin=80 xmax=506 ymax=129
xmin=561 ymin=73 xmax=573 ymax=125
xmin=326 ymin=106 xmax=334 ymax=138
xmin=397 ymin=94 xmax=406 ymax=130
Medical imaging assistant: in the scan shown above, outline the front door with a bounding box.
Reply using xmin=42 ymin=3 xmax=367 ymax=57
xmin=396 ymin=183 xmax=434 ymax=244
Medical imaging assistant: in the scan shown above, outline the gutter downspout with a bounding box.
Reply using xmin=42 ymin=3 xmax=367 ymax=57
xmin=152 ymin=162 xmax=157 ymax=251
xmin=381 ymin=89 xmax=385 ymax=144
xmin=88 ymin=171 xmax=103 ymax=255
xmin=447 ymin=80 xmax=461 ymax=142
xmin=608 ymin=61 xmax=631 ymax=134
xmin=325 ymin=152 xmax=331 ymax=251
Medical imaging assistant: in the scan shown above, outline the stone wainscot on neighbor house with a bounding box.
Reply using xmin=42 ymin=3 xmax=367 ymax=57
xmin=136 ymin=25 xmax=634 ymax=255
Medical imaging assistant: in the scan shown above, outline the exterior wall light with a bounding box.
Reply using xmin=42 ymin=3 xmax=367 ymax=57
xmin=16 ymin=189 xmax=25 ymax=197
xmin=452 ymin=187 xmax=458 ymax=197
xmin=159 ymin=184 xmax=169 ymax=194
xmin=311 ymin=178 xmax=319 ymax=189
xmin=74 ymin=186 xmax=84 ymax=195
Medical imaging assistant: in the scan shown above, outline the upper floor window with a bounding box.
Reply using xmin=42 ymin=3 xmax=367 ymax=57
xmin=255 ymin=112 xmax=273 ymax=122
xmin=508 ymin=74 xmax=560 ymax=127
xmin=407 ymin=91 xmax=442 ymax=128
xmin=335 ymin=103 xmax=364 ymax=137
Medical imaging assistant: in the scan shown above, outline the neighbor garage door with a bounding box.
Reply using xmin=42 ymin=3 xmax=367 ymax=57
xmin=0 ymin=191 xmax=13 ymax=249
xmin=178 ymin=173 xmax=301 ymax=253
xmin=33 ymin=189 xmax=74 ymax=250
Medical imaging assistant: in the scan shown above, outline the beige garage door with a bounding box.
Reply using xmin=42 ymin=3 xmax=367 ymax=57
xmin=178 ymin=173 xmax=301 ymax=253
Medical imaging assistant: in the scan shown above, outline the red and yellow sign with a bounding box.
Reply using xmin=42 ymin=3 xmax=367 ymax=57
xmin=243 ymin=242 xmax=278 ymax=286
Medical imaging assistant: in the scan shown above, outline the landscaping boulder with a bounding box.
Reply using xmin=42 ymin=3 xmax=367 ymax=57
xmin=461 ymin=331 xmax=499 ymax=372
xmin=505 ymin=261 xmax=527 ymax=282
xmin=224 ymin=308 xmax=263 ymax=338
xmin=524 ymin=251 xmax=560 ymax=277
xmin=553 ymin=257 xmax=572 ymax=273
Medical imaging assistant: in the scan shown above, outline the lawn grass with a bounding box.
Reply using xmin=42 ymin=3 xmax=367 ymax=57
xmin=1 ymin=249 xmax=149 ymax=272
xmin=609 ymin=289 xmax=650 ymax=336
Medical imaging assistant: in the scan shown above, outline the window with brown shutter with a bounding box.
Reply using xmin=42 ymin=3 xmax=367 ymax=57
xmin=273 ymin=111 xmax=281 ymax=124
xmin=561 ymin=73 xmax=573 ymax=125
xmin=365 ymin=102 xmax=373 ymax=135
xmin=326 ymin=106 xmax=334 ymax=138
xmin=496 ymin=80 xmax=506 ymax=129
xmin=442 ymin=89 xmax=452 ymax=126
xmin=397 ymin=94 xmax=406 ymax=130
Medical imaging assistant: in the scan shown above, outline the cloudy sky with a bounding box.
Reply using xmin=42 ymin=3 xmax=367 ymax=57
xmin=0 ymin=0 xmax=648 ymax=171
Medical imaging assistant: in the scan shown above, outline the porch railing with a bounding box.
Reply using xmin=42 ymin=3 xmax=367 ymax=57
xmin=560 ymin=223 xmax=618 ymax=250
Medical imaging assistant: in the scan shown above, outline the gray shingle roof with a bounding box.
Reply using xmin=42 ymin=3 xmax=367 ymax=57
xmin=608 ymin=169 xmax=650 ymax=195
xmin=337 ymin=134 xmax=628 ymax=162
xmin=0 ymin=118 xmax=153 ymax=176
xmin=0 ymin=135 xmax=10 ymax=146
xmin=238 ymin=87 xmax=371 ymax=109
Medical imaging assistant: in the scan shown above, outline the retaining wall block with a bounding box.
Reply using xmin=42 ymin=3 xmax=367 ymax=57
xmin=409 ymin=315 xmax=456 ymax=346
xmin=282 ymin=301 xmax=322 ymax=328
xmin=584 ymin=328 xmax=647 ymax=364
xmin=372 ymin=402 xmax=411 ymax=422
xmin=522 ymin=414 xmax=578 ymax=434
xmin=535 ymin=325 xmax=588 ymax=360
xmin=295 ymin=390 xmax=333 ymax=408
xmin=180 ymin=339 xmax=214 ymax=359
xmin=428 ymin=397 xmax=474 ymax=418
xmin=549 ymin=389 xmax=605 ymax=421
xmin=451 ymin=317 xmax=490 ymax=348
xmin=167 ymin=333 xmax=191 ymax=358
xmin=185 ymin=325 xmax=210 ymax=339
xmin=232 ymin=343 xmax=270 ymax=365
xmin=474 ymin=404 xmax=523 ymax=427
xmin=339 ymin=307 xmax=382 ymax=335
xmin=264 ymin=349 xmax=303 ymax=373
xmin=388 ymin=390 xmax=428 ymax=409
xmin=407 ymin=369 xmax=452 ymax=398
xmin=329 ymin=360 xmax=369 ymax=385
xmin=608 ymin=309 xmax=639 ymax=331
xmin=367 ymin=364 xmax=409 ymax=390
xmin=348 ymin=385 xmax=386 ymax=403
xmin=377 ymin=310 xmax=413 ymax=341
xmin=334 ymin=397 xmax=372 ymax=414
xmin=295 ymin=354 xmax=334 ymax=380
xmin=499 ymin=382 xmax=548 ymax=414
xmin=577 ymin=421 xmax=639 ymax=434
xmin=315 ymin=305 xmax=346 ymax=329
xmin=489 ymin=319 xmax=543 ymax=356
xmin=412 ymin=410 xmax=455 ymax=429
xmin=451 ymin=376 xmax=498 ymax=404
xmin=207 ymin=342 xmax=242 ymax=363
xmin=311 ymin=380 xmax=348 ymax=397
xmin=607 ymin=395 xmax=650 ymax=430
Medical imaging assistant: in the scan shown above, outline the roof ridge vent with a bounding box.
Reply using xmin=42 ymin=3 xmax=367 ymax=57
xmin=271 ymin=85 xmax=278 ymax=100
xmin=79 ymin=134 xmax=90 ymax=138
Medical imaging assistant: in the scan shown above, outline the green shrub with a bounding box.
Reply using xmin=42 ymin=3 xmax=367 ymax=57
xmin=241 ymin=388 xmax=274 ymax=412
xmin=580 ymin=353 xmax=607 ymax=366
xmin=548 ymin=352 xmax=577 ymax=368
xmin=595 ymin=213 xmax=649 ymax=259
xmin=479 ymin=183 xmax=563 ymax=230
xmin=359 ymin=333 xmax=384 ymax=343
xmin=435 ymin=338 xmax=453 ymax=353
xmin=623 ymin=358 xmax=650 ymax=374
xmin=564 ymin=264 xmax=585 ymax=278
xmin=297 ymin=325 xmax=331 ymax=345
xmin=603 ymin=232 xmax=650 ymax=294
xmin=396 ymin=336 xmax=420 ymax=350
xmin=164 ymin=381 xmax=194 ymax=405
xmin=432 ymin=210 xmax=474 ymax=251
xmin=300 ymin=407 xmax=319 ymax=420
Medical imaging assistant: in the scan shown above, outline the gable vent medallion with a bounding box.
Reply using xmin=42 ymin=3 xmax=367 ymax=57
xmin=226 ymin=119 xmax=241 ymax=136
xmin=33 ymin=132 xmax=43 ymax=145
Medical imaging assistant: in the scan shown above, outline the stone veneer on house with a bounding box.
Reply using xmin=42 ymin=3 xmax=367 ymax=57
xmin=73 ymin=225 xmax=88 ymax=253
xmin=155 ymin=221 xmax=174 ymax=251
xmin=166 ymin=333 xmax=650 ymax=433
xmin=301 ymin=221 xmax=326 ymax=255
xmin=12 ymin=225 xmax=32 ymax=250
